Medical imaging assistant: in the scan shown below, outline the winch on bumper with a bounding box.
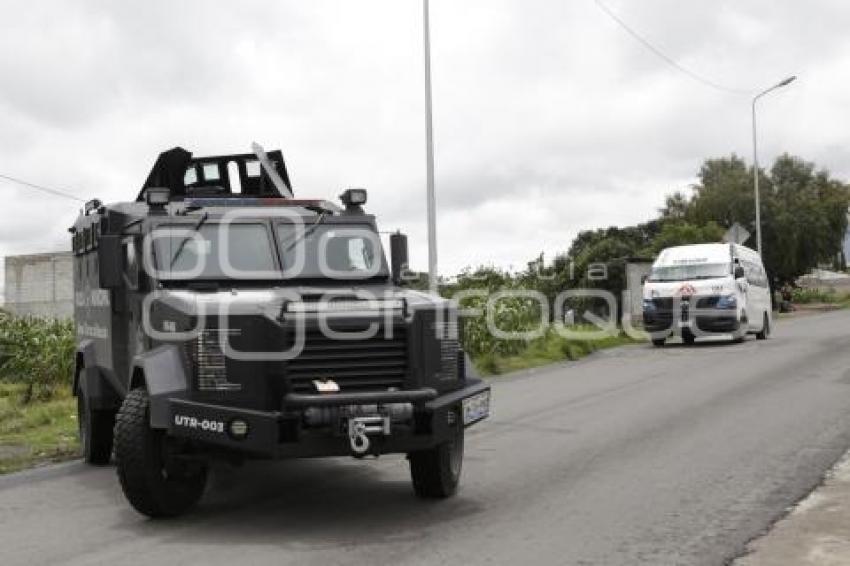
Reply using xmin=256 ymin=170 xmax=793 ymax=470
xmin=167 ymin=380 xmax=491 ymax=458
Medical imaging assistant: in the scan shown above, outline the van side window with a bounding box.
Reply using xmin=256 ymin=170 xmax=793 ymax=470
xmin=743 ymin=260 xmax=767 ymax=287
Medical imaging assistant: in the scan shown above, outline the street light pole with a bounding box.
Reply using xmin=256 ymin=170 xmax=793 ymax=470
xmin=752 ymin=75 xmax=796 ymax=256
xmin=423 ymin=0 xmax=438 ymax=294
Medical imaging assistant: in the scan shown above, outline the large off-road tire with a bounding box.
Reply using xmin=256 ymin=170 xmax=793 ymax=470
xmin=756 ymin=313 xmax=770 ymax=340
xmin=409 ymin=425 xmax=464 ymax=499
xmin=114 ymin=388 xmax=207 ymax=518
xmin=77 ymin=387 xmax=115 ymax=465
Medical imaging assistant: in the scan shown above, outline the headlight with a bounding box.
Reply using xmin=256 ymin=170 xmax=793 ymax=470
xmin=716 ymin=294 xmax=737 ymax=309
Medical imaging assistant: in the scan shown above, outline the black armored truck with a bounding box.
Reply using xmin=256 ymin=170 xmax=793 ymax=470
xmin=71 ymin=145 xmax=490 ymax=517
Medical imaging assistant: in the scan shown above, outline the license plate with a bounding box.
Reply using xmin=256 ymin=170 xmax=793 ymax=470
xmin=462 ymin=390 xmax=490 ymax=425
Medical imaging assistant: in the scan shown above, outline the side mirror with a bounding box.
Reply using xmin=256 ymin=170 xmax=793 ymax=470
xmin=734 ymin=265 xmax=745 ymax=279
xmin=98 ymin=235 xmax=123 ymax=289
xmin=389 ymin=232 xmax=409 ymax=285
xmin=640 ymin=274 xmax=648 ymax=285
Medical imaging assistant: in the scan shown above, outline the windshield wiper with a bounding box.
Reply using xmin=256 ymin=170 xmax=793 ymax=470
xmin=169 ymin=212 xmax=209 ymax=268
xmin=281 ymin=212 xmax=328 ymax=254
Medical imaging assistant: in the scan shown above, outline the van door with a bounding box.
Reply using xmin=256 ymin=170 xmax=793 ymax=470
xmin=742 ymin=259 xmax=769 ymax=331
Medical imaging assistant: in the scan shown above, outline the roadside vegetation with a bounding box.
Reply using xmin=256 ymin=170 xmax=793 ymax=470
xmin=440 ymin=268 xmax=642 ymax=376
xmin=474 ymin=327 xmax=637 ymax=376
xmin=790 ymin=288 xmax=850 ymax=306
xmin=0 ymin=384 xmax=77 ymax=474
xmin=0 ymin=313 xmax=78 ymax=473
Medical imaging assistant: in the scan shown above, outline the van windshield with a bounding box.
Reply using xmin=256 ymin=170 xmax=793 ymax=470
xmin=649 ymin=263 xmax=730 ymax=282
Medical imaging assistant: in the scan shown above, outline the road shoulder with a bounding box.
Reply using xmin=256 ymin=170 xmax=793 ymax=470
xmin=736 ymin=452 xmax=850 ymax=565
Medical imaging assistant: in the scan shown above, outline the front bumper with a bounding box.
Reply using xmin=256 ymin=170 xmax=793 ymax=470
xmin=643 ymin=308 xmax=741 ymax=334
xmin=643 ymin=297 xmax=741 ymax=334
xmin=167 ymin=379 xmax=490 ymax=458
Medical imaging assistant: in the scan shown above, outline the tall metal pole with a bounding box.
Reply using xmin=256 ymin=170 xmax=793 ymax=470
xmin=751 ymin=75 xmax=796 ymax=256
xmin=423 ymin=0 xmax=438 ymax=294
xmin=751 ymin=98 xmax=762 ymax=255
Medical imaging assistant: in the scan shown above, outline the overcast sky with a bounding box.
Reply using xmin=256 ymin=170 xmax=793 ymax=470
xmin=1 ymin=0 xmax=849 ymax=276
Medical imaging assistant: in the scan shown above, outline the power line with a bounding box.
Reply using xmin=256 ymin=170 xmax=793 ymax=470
xmin=0 ymin=173 xmax=85 ymax=202
xmin=593 ymin=0 xmax=752 ymax=96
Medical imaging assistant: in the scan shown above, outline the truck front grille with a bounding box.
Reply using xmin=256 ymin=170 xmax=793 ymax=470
xmin=285 ymin=326 xmax=408 ymax=393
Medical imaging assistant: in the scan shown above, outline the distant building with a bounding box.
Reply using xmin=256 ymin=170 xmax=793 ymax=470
xmin=4 ymin=251 xmax=73 ymax=319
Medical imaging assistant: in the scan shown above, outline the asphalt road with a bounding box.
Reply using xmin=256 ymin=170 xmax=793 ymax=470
xmin=3 ymin=311 xmax=850 ymax=566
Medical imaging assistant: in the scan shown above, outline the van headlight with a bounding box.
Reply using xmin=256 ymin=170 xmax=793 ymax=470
xmin=716 ymin=294 xmax=737 ymax=309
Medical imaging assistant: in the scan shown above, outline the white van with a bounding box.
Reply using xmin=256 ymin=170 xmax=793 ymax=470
xmin=642 ymin=243 xmax=772 ymax=346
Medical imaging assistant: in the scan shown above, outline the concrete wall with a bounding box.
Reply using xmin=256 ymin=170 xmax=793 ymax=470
xmin=4 ymin=252 xmax=74 ymax=319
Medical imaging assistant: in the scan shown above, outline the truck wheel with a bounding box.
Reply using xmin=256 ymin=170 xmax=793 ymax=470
xmin=114 ymin=388 xmax=207 ymax=518
xmin=682 ymin=330 xmax=695 ymax=345
xmin=756 ymin=313 xmax=770 ymax=340
xmin=651 ymin=337 xmax=666 ymax=347
xmin=409 ymin=425 xmax=464 ymax=499
xmin=77 ymin=388 xmax=115 ymax=465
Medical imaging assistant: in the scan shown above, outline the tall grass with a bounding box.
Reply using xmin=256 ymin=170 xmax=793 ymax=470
xmin=0 ymin=313 xmax=75 ymax=403
xmin=475 ymin=326 xmax=637 ymax=376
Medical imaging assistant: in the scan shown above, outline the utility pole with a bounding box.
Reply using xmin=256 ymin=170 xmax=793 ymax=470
xmin=423 ymin=0 xmax=438 ymax=294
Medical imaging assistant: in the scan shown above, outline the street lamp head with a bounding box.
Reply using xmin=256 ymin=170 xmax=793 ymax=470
xmin=777 ymin=75 xmax=797 ymax=87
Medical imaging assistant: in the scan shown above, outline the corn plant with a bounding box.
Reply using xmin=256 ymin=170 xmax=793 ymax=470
xmin=0 ymin=313 xmax=75 ymax=403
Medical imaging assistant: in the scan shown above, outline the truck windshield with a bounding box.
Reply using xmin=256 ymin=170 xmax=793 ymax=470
xmin=153 ymin=223 xmax=277 ymax=279
xmin=151 ymin=222 xmax=387 ymax=281
xmin=275 ymin=223 xmax=386 ymax=279
xmin=649 ymin=263 xmax=730 ymax=282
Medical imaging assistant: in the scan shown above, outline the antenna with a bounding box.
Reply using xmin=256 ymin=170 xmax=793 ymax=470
xmin=251 ymin=142 xmax=294 ymax=198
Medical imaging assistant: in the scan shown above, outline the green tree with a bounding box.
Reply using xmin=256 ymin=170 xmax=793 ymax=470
xmin=660 ymin=191 xmax=691 ymax=220
xmin=688 ymin=154 xmax=849 ymax=285
xmin=648 ymin=220 xmax=725 ymax=255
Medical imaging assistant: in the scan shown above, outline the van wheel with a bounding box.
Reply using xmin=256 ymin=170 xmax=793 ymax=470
xmin=76 ymin=387 xmax=115 ymax=465
xmin=114 ymin=388 xmax=207 ymax=518
xmin=682 ymin=330 xmax=696 ymax=345
xmin=756 ymin=313 xmax=770 ymax=340
xmin=732 ymin=312 xmax=747 ymax=343
xmin=409 ymin=426 xmax=464 ymax=498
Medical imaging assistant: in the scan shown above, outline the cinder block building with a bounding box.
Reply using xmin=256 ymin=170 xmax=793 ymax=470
xmin=3 ymin=251 xmax=74 ymax=319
